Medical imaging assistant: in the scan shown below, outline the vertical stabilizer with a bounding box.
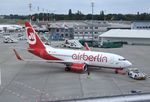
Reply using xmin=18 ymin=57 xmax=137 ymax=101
xmin=25 ymin=22 xmax=45 ymax=49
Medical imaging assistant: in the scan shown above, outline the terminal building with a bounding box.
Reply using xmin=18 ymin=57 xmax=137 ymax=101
xmin=47 ymin=21 xmax=109 ymax=40
xmin=47 ymin=21 xmax=74 ymax=40
xmin=131 ymin=21 xmax=150 ymax=30
xmin=46 ymin=20 xmax=131 ymax=40
xmin=73 ymin=21 xmax=108 ymax=39
xmin=99 ymin=29 xmax=150 ymax=45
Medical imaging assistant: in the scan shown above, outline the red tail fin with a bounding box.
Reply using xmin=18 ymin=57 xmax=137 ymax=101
xmin=25 ymin=22 xmax=45 ymax=49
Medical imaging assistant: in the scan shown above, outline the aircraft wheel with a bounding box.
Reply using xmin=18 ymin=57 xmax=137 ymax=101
xmin=115 ymin=70 xmax=118 ymax=74
xmin=65 ymin=67 xmax=71 ymax=71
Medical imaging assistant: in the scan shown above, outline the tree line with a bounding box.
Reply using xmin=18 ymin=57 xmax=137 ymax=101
xmin=3 ymin=9 xmax=150 ymax=21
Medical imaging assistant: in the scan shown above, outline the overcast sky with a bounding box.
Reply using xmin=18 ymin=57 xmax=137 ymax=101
xmin=0 ymin=0 xmax=150 ymax=15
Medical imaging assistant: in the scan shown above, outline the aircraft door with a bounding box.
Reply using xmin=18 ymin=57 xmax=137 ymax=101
xmin=110 ymin=56 xmax=114 ymax=65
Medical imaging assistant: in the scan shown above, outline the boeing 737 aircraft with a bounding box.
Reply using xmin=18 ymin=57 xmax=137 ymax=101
xmin=14 ymin=22 xmax=132 ymax=73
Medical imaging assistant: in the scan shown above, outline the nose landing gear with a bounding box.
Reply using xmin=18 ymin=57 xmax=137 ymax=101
xmin=115 ymin=68 xmax=126 ymax=75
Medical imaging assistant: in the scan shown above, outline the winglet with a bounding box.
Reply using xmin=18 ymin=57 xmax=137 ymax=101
xmin=84 ymin=42 xmax=91 ymax=51
xmin=13 ymin=49 xmax=23 ymax=60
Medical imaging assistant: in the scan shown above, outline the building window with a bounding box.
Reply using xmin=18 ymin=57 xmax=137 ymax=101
xmin=90 ymin=27 xmax=93 ymax=29
xmin=61 ymin=34 xmax=64 ymax=37
xmin=74 ymin=27 xmax=77 ymax=29
xmin=80 ymin=32 xmax=83 ymax=34
xmin=146 ymin=26 xmax=149 ymax=29
xmin=85 ymin=27 xmax=88 ymax=29
xmin=79 ymin=27 xmax=83 ymax=29
xmin=65 ymin=29 xmax=68 ymax=32
xmin=95 ymin=27 xmax=98 ymax=29
xmin=94 ymin=32 xmax=98 ymax=34
xmin=85 ymin=32 xmax=88 ymax=34
xmin=65 ymin=33 xmax=68 ymax=37
xmin=75 ymin=32 xmax=78 ymax=34
xmin=61 ymin=29 xmax=64 ymax=32
xmin=56 ymin=29 xmax=59 ymax=32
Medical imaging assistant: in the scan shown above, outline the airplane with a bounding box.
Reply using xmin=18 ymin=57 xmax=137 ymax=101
xmin=13 ymin=21 xmax=132 ymax=74
xmin=0 ymin=24 xmax=22 ymax=31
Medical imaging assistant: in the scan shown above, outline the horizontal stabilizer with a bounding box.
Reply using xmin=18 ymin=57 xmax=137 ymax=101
xmin=13 ymin=49 xmax=72 ymax=63
xmin=11 ymin=47 xmax=34 ymax=51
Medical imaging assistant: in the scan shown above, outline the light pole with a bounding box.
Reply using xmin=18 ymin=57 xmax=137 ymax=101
xmin=29 ymin=3 xmax=32 ymax=23
xmin=53 ymin=10 xmax=55 ymax=22
xmin=91 ymin=2 xmax=94 ymax=47
xmin=42 ymin=8 xmax=44 ymax=21
xmin=37 ymin=6 xmax=40 ymax=22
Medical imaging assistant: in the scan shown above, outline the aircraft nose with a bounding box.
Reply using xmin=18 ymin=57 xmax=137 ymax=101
xmin=126 ymin=61 xmax=132 ymax=67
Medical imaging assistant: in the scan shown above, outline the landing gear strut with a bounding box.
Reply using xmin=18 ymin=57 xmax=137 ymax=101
xmin=115 ymin=69 xmax=119 ymax=74
xmin=115 ymin=68 xmax=126 ymax=75
xmin=84 ymin=65 xmax=88 ymax=72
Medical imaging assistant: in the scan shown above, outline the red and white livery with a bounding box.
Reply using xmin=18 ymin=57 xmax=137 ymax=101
xmin=14 ymin=22 xmax=132 ymax=73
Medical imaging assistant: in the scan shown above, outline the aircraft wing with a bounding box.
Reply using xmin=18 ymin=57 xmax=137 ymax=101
xmin=13 ymin=49 xmax=67 ymax=63
xmin=13 ymin=49 xmax=85 ymax=64
xmin=11 ymin=47 xmax=35 ymax=51
xmin=13 ymin=49 xmax=88 ymax=72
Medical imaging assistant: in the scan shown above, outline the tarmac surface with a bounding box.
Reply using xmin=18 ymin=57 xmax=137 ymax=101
xmin=0 ymin=40 xmax=150 ymax=102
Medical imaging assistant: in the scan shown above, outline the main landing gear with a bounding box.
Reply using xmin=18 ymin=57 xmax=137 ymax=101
xmin=65 ymin=66 xmax=71 ymax=71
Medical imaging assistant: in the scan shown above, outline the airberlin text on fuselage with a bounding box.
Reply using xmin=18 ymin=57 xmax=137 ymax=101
xmin=72 ymin=53 xmax=108 ymax=63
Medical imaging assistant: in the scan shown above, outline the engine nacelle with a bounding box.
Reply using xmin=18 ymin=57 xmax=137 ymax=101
xmin=70 ymin=63 xmax=87 ymax=72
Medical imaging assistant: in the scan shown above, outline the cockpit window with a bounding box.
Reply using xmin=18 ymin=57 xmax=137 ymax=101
xmin=119 ymin=58 xmax=126 ymax=61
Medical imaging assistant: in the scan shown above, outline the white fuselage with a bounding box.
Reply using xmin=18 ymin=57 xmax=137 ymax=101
xmin=45 ymin=45 xmax=132 ymax=69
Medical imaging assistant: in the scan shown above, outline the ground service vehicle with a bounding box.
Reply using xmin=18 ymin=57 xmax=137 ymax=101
xmin=128 ymin=68 xmax=146 ymax=80
xmin=3 ymin=36 xmax=18 ymax=43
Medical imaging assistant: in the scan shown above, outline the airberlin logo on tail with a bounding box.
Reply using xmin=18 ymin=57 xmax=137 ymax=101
xmin=27 ymin=27 xmax=36 ymax=45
